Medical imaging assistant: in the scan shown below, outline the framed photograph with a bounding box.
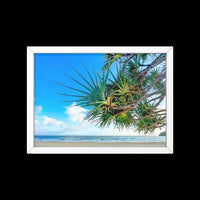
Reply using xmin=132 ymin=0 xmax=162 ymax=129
xmin=27 ymin=46 xmax=173 ymax=154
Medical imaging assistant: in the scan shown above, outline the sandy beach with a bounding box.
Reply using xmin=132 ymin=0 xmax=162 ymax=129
xmin=34 ymin=141 xmax=166 ymax=147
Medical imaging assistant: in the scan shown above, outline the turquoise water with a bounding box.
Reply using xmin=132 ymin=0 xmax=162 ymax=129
xmin=35 ymin=135 xmax=166 ymax=143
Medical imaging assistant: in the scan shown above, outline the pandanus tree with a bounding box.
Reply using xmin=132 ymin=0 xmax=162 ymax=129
xmin=55 ymin=53 xmax=166 ymax=134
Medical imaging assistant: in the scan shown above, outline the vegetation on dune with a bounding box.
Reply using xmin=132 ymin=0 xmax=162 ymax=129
xmin=159 ymin=131 xmax=166 ymax=136
xmin=56 ymin=53 xmax=166 ymax=134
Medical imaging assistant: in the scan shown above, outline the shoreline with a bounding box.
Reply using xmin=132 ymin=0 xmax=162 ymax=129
xmin=34 ymin=141 xmax=166 ymax=147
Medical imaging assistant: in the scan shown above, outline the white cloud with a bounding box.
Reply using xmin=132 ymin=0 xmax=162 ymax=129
xmin=43 ymin=116 xmax=64 ymax=126
xmin=34 ymin=102 xmax=90 ymax=135
xmin=35 ymin=105 xmax=42 ymax=114
xmin=35 ymin=115 xmax=69 ymax=135
xmin=65 ymin=102 xmax=88 ymax=123
xmin=34 ymin=103 xmax=166 ymax=136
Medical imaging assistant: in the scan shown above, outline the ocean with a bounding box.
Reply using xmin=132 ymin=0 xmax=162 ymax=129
xmin=34 ymin=135 xmax=166 ymax=143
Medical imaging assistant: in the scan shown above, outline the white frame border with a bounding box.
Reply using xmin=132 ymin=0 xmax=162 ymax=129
xmin=27 ymin=46 xmax=173 ymax=154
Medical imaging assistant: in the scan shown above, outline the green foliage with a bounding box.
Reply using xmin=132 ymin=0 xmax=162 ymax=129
xmin=56 ymin=53 xmax=166 ymax=134
xmin=114 ymin=111 xmax=132 ymax=130
xmin=102 ymin=54 xmax=122 ymax=72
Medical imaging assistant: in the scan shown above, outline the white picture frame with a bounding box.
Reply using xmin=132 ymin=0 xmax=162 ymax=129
xmin=27 ymin=46 xmax=173 ymax=154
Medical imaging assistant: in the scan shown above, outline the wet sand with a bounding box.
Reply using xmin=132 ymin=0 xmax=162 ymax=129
xmin=34 ymin=141 xmax=166 ymax=147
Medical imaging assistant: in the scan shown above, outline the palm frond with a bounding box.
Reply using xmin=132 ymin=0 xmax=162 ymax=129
xmin=101 ymin=54 xmax=122 ymax=72
xmin=57 ymin=93 xmax=85 ymax=98
xmin=52 ymin=80 xmax=90 ymax=95
xmin=68 ymin=64 xmax=94 ymax=90
xmin=81 ymin=62 xmax=98 ymax=89
xmin=56 ymin=66 xmax=92 ymax=92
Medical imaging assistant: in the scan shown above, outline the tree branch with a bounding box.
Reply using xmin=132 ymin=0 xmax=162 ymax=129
xmin=120 ymin=54 xmax=137 ymax=63
xmin=143 ymin=73 xmax=166 ymax=93
xmin=153 ymin=95 xmax=165 ymax=108
xmin=146 ymin=93 xmax=165 ymax=105
xmin=131 ymin=111 xmax=166 ymax=123
xmin=120 ymin=53 xmax=134 ymax=57
xmin=110 ymin=87 xmax=165 ymax=111
xmin=137 ymin=54 xmax=166 ymax=80
xmin=143 ymin=116 xmax=166 ymax=129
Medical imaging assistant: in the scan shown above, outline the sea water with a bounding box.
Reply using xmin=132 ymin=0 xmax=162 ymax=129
xmin=34 ymin=135 xmax=166 ymax=142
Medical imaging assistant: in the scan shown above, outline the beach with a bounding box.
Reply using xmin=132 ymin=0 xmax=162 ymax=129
xmin=34 ymin=141 xmax=166 ymax=147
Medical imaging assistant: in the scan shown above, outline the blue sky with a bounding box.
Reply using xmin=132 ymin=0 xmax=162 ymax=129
xmin=34 ymin=54 xmax=104 ymax=120
xmin=34 ymin=53 xmax=165 ymax=136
